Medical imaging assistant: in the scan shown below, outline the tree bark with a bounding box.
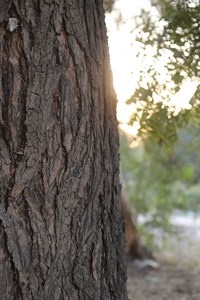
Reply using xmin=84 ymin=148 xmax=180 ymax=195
xmin=0 ymin=1 xmax=127 ymax=299
xmin=121 ymin=188 xmax=143 ymax=258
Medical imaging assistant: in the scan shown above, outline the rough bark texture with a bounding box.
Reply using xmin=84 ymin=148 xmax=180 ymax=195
xmin=0 ymin=1 xmax=128 ymax=299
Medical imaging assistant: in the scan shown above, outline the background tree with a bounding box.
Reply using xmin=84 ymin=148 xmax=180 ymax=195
xmin=128 ymin=0 xmax=200 ymax=144
xmin=116 ymin=0 xmax=200 ymax=247
xmin=0 ymin=1 xmax=128 ymax=299
xmin=120 ymin=121 xmax=200 ymax=249
xmin=104 ymin=0 xmax=199 ymax=253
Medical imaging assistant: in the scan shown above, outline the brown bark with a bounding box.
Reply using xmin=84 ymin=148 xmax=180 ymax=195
xmin=0 ymin=1 xmax=128 ymax=299
xmin=121 ymin=188 xmax=143 ymax=258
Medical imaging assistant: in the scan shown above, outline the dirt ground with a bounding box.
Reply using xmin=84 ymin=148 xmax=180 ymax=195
xmin=127 ymin=224 xmax=200 ymax=300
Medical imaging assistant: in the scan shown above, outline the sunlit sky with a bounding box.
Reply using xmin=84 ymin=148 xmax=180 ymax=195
xmin=105 ymin=0 xmax=199 ymax=136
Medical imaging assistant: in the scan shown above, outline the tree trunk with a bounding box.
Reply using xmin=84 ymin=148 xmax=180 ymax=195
xmin=121 ymin=188 xmax=143 ymax=258
xmin=0 ymin=1 xmax=127 ymax=299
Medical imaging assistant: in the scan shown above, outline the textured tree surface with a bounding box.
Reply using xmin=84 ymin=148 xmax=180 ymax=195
xmin=0 ymin=1 xmax=128 ymax=299
xmin=121 ymin=189 xmax=142 ymax=258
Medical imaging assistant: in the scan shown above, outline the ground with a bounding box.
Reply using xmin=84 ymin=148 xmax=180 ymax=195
xmin=127 ymin=220 xmax=200 ymax=300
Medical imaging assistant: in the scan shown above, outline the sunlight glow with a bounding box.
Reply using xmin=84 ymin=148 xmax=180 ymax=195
xmin=106 ymin=0 xmax=145 ymax=130
xmin=106 ymin=0 xmax=199 ymax=136
xmin=171 ymin=80 xmax=199 ymax=115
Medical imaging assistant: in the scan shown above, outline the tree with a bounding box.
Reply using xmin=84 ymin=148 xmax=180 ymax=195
xmin=121 ymin=186 xmax=144 ymax=258
xmin=128 ymin=0 xmax=200 ymax=145
xmin=0 ymin=1 xmax=128 ymax=299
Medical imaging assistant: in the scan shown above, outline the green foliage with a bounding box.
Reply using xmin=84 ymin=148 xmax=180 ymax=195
xmin=104 ymin=0 xmax=200 ymax=251
xmin=103 ymin=0 xmax=115 ymax=12
xmin=128 ymin=0 xmax=200 ymax=145
xmin=120 ymin=122 xmax=200 ymax=249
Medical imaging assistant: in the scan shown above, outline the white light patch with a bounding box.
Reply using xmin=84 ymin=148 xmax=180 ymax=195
xmin=170 ymin=80 xmax=199 ymax=115
xmin=8 ymin=18 xmax=19 ymax=32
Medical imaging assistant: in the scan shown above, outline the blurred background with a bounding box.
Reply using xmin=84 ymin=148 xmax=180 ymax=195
xmin=104 ymin=0 xmax=200 ymax=299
